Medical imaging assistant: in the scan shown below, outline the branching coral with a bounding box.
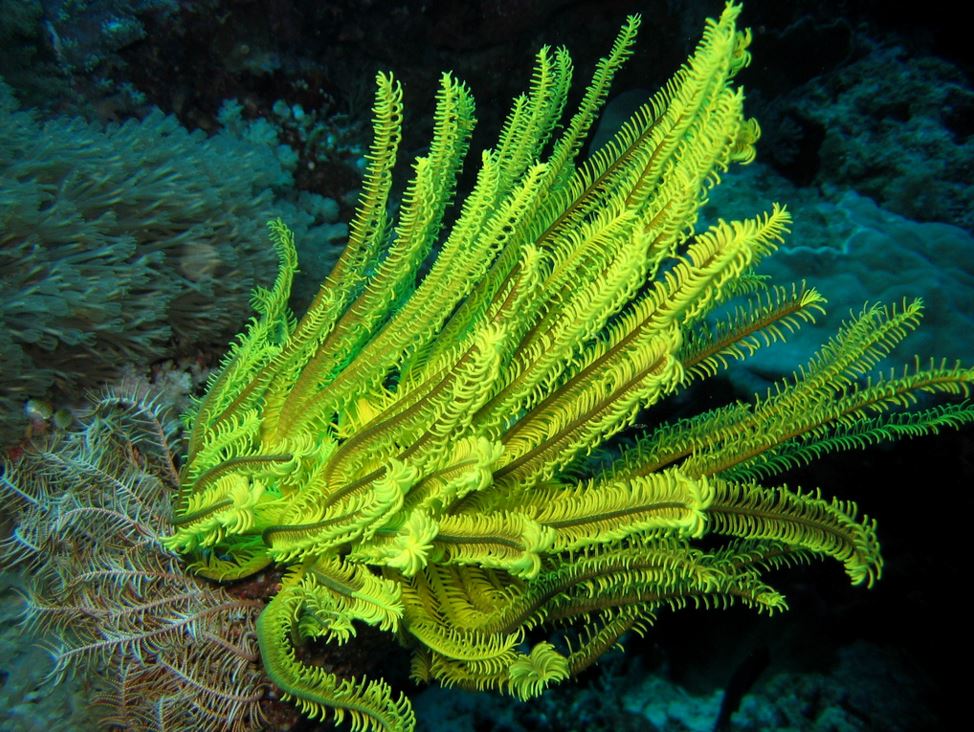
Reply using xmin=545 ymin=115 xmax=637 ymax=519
xmin=3 ymin=4 xmax=973 ymax=732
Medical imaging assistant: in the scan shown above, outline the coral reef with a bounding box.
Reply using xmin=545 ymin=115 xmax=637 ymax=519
xmin=2 ymin=3 xmax=972 ymax=731
xmin=0 ymin=79 xmax=347 ymax=444
xmin=754 ymin=39 xmax=974 ymax=232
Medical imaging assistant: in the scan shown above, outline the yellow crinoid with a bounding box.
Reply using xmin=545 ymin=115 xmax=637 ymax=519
xmin=163 ymin=4 xmax=973 ymax=730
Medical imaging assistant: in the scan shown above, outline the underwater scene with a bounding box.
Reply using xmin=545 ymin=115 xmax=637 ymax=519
xmin=1 ymin=1 xmax=971 ymax=730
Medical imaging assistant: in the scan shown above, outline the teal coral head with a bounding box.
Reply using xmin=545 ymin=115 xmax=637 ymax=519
xmin=156 ymin=3 xmax=974 ymax=730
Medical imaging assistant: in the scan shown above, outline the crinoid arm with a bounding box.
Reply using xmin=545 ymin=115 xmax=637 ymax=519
xmin=159 ymin=3 xmax=974 ymax=730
